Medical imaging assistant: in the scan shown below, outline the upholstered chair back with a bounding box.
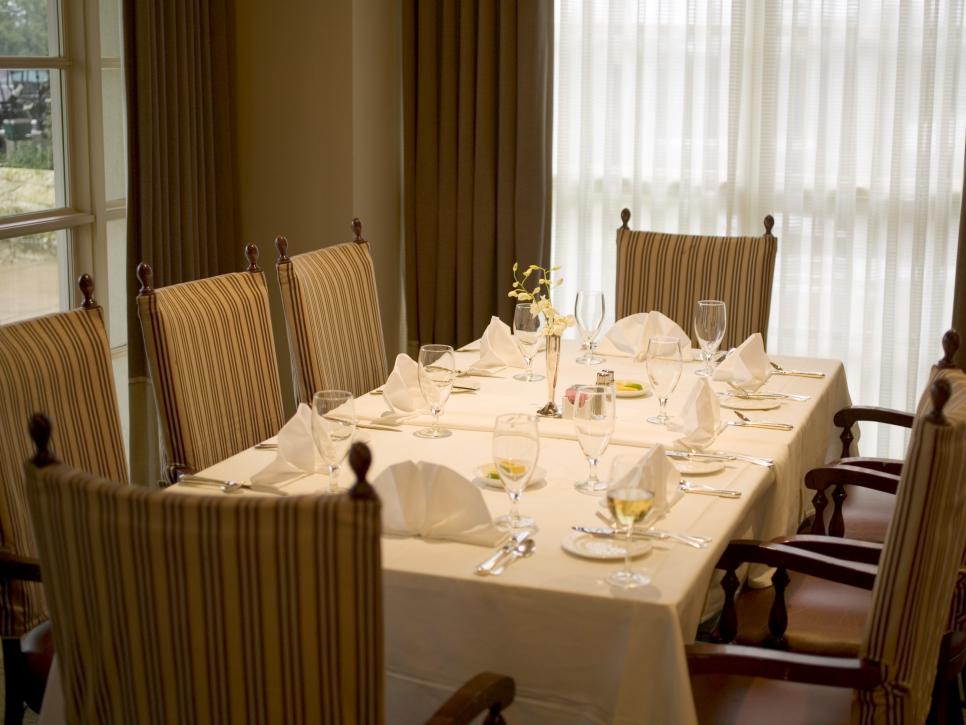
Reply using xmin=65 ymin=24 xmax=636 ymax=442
xmin=615 ymin=210 xmax=778 ymax=348
xmin=136 ymin=246 xmax=285 ymax=481
xmin=0 ymin=276 xmax=126 ymax=637
xmin=275 ymin=220 xmax=388 ymax=402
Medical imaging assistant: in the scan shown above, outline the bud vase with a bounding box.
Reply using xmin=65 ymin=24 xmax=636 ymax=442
xmin=537 ymin=334 xmax=562 ymax=418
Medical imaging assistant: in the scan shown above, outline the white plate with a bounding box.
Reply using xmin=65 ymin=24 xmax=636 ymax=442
xmin=561 ymin=531 xmax=652 ymax=560
xmin=719 ymin=397 xmax=780 ymax=411
xmin=476 ymin=464 xmax=546 ymax=490
xmin=614 ymin=379 xmax=651 ymax=398
xmin=673 ymin=459 xmax=725 ymax=475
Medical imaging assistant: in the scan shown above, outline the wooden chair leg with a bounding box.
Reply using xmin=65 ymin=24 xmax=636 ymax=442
xmin=2 ymin=638 xmax=26 ymax=725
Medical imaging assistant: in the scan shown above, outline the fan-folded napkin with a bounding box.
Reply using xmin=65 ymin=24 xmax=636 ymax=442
xmin=251 ymin=404 xmax=317 ymax=485
xmin=374 ymin=461 xmax=508 ymax=546
xmin=609 ymin=444 xmax=682 ymax=514
xmin=598 ymin=311 xmax=692 ymax=360
xmin=383 ymin=353 xmax=428 ymax=414
xmin=712 ymin=332 xmax=771 ymax=391
xmin=472 ymin=317 xmax=527 ymax=372
xmin=668 ymin=378 xmax=722 ymax=451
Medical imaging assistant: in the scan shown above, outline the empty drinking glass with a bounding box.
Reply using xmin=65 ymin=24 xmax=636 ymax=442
xmin=311 ymin=390 xmax=357 ymax=493
xmin=693 ymin=300 xmax=727 ymax=377
xmin=512 ymin=303 xmax=545 ymax=382
xmin=414 ymin=344 xmax=455 ymax=438
xmin=573 ymin=384 xmax=615 ymax=495
xmin=645 ymin=336 xmax=683 ymax=426
xmin=575 ymin=290 xmax=605 ymax=365
xmin=492 ymin=413 xmax=539 ymax=530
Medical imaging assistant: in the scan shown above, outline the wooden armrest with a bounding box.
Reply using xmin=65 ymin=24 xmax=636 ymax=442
xmin=836 ymin=457 xmax=903 ymax=475
xmin=773 ymin=535 xmax=883 ymax=565
xmin=0 ymin=552 xmax=42 ymax=582
xmin=686 ymin=643 xmax=883 ymax=690
xmin=805 ymin=465 xmax=899 ymax=495
xmin=833 ymin=406 xmax=914 ymax=429
xmin=426 ymin=672 xmax=515 ymax=725
xmin=718 ymin=541 xmax=877 ymax=589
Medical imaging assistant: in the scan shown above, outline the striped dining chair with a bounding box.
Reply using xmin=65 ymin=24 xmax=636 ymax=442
xmin=136 ymin=245 xmax=285 ymax=483
xmin=615 ymin=209 xmax=778 ymax=349
xmin=0 ymin=275 xmax=127 ymax=723
xmin=275 ymin=218 xmax=388 ymax=402
xmin=687 ymin=374 xmax=966 ymax=724
xmin=24 ymin=424 xmax=515 ymax=725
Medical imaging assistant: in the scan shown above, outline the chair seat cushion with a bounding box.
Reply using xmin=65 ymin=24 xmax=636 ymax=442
xmin=839 ymin=485 xmax=894 ymax=541
xmin=734 ymin=574 xmax=872 ymax=656
xmin=691 ymin=673 xmax=853 ymax=724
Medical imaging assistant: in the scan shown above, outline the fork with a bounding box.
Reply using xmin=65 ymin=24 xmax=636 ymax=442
xmin=728 ymin=410 xmax=794 ymax=431
xmin=769 ymin=361 xmax=826 ymax=378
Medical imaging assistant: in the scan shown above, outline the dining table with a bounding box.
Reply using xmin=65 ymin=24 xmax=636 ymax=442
xmin=38 ymin=338 xmax=854 ymax=725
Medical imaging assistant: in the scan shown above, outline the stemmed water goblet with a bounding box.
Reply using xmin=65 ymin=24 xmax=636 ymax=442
xmin=645 ymin=336 xmax=683 ymax=426
xmin=492 ymin=413 xmax=539 ymax=531
xmin=414 ymin=344 xmax=455 ymax=438
xmin=512 ymin=303 xmax=545 ymax=382
xmin=693 ymin=300 xmax=727 ymax=377
xmin=575 ymin=290 xmax=605 ymax=365
xmin=311 ymin=390 xmax=357 ymax=493
xmin=573 ymin=384 xmax=615 ymax=495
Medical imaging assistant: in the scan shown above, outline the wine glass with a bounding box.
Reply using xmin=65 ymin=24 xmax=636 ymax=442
xmin=575 ymin=290 xmax=605 ymax=365
xmin=645 ymin=336 xmax=683 ymax=425
xmin=415 ymin=344 xmax=455 ymax=438
xmin=512 ymin=303 xmax=545 ymax=382
xmin=311 ymin=390 xmax=356 ymax=493
xmin=693 ymin=300 xmax=727 ymax=377
xmin=573 ymin=384 xmax=615 ymax=495
xmin=492 ymin=413 xmax=539 ymax=530
xmin=606 ymin=473 xmax=658 ymax=589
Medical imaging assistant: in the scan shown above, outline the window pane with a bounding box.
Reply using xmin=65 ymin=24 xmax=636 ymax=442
xmin=0 ymin=68 xmax=67 ymax=214
xmin=106 ymin=217 xmax=126 ymax=345
xmin=0 ymin=0 xmax=58 ymax=56
xmin=101 ymin=68 xmax=126 ymax=202
xmin=99 ymin=0 xmax=121 ymax=59
xmin=0 ymin=229 xmax=67 ymax=324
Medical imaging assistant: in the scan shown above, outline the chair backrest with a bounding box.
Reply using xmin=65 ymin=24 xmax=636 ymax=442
xmin=615 ymin=209 xmax=778 ymax=348
xmin=25 ymin=419 xmax=384 ymax=725
xmin=275 ymin=219 xmax=388 ymax=402
xmin=136 ymin=246 xmax=285 ymax=480
xmin=856 ymin=371 xmax=966 ymax=723
xmin=0 ymin=275 xmax=126 ymax=638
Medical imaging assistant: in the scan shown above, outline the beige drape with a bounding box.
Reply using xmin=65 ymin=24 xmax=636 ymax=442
xmin=954 ymin=138 xmax=966 ymax=366
xmin=123 ymin=0 xmax=240 ymax=483
xmin=402 ymin=0 xmax=554 ymax=352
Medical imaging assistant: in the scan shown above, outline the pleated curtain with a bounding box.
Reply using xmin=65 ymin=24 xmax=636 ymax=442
xmin=123 ymin=0 xmax=240 ymax=483
xmin=402 ymin=0 xmax=554 ymax=352
xmin=554 ymin=0 xmax=966 ymax=457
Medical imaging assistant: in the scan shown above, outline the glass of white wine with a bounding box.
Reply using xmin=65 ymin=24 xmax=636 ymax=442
xmin=311 ymin=390 xmax=357 ymax=493
xmin=606 ymin=479 xmax=656 ymax=589
xmin=573 ymin=384 xmax=615 ymax=495
xmin=512 ymin=303 xmax=545 ymax=382
xmin=492 ymin=413 xmax=539 ymax=530
xmin=415 ymin=344 xmax=455 ymax=438
xmin=645 ymin=336 xmax=683 ymax=426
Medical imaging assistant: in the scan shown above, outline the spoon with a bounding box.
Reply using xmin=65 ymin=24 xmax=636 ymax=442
xmin=490 ymin=538 xmax=536 ymax=575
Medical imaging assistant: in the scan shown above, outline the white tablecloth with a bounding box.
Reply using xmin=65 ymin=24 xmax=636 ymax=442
xmin=41 ymin=341 xmax=852 ymax=725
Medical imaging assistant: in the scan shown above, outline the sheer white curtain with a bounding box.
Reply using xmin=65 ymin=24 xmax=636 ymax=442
xmin=553 ymin=0 xmax=966 ymax=456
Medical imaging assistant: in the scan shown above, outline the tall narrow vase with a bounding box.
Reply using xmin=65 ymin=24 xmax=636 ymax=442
xmin=537 ymin=334 xmax=562 ymax=418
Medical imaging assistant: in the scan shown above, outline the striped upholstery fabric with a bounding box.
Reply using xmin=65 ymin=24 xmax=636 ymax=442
xmin=0 ymin=306 xmax=126 ymax=637
xmin=855 ymin=369 xmax=966 ymax=724
xmin=138 ymin=270 xmax=285 ymax=476
xmin=615 ymin=226 xmax=777 ymax=349
xmin=277 ymin=242 xmax=387 ymax=402
xmin=25 ymin=462 xmax=383 ymax=725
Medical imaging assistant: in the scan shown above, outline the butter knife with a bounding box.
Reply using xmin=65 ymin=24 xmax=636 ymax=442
xmin=665 ymin=449 xmax=775 ymax=468
xmin=474 ymin=530 xmax=531 ymax=575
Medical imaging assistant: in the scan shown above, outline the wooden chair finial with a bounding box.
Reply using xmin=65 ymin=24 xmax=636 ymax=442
xmin=352 ymin=218 xmax=365 ymax=244
xmin=926 ymin=377 xmax=952 ymax=425
xmin=136 ymin=263 xmax=154 ymax=295
xmin=348 ymin=442 xmax=377 ymax=500
xmin=939 ymin=329 xmax=960 ymax=369
xmin=77 ymin=273 xmax=96 ymax=308
xmin=620 ymin=208 xmax=631 ymax=231
xmin=764 ymin=215 xmax=775 ymax=237
xmin=275 ymin=235 xmax=290 ymax=264
xmin=245 ymin=243 xmax=261 ymax=272
xmin=28 ymin=413 xmax=56 ymax=467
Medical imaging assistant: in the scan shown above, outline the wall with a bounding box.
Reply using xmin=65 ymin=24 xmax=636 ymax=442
xmin=233 ymin=0 xmax=403 ymax=414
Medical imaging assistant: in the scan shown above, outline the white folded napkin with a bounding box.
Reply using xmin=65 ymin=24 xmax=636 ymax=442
xmin=668 ymin=378 xmax=722 ymax=451
xmin=712 ymin=332 xmax=771 ymax=392
xmin=608 ymin=443 xmax=682 ymax=515
xmin=473 ymin=317 xmax=527 ymax=372
xmin=373 ymin=461 xmax=508 ymax=547
xmin=383 ymin=353 xmax=428 ymax=414
xmin=598 ymin=311 xmax=692 ymax=360
xmin=251 ymin=404 xmax=318 ymax=485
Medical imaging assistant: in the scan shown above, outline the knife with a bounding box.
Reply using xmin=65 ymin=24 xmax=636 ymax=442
xmin=474 ymin=530 xmax=531 ymax=575
xmin=664 ymin=449 xmax=774 ymax=468
xmin=726 ymin=421 xmax=794 ymax=431
xmin=679 ymin=481 xmax=742 ymax=498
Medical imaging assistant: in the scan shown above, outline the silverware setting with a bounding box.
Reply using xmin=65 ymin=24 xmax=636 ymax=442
xmin=475 ymin=530 xmax=532 ymax=575
xmin=371 ymin=381 xmax=481 ymax=395
xmin=489 ymin=538 xmax=536 ymax=575
xmin=728 ymin=410 xmax=794 ymax=431
xmin=664 ymin=449 xmax=774 ymax=468
xmin=770 ymin=361 xmax=826 ymax=378
xmin=589 ymin=513 xmax=711 ymax=548
xmin=679 ymin=480 xmax=741 ymax=498
xmin=718 ymin=390 xmax=811 ymax=402
xmin=177 ymin=475 xmax=287 ymax=496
